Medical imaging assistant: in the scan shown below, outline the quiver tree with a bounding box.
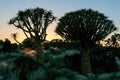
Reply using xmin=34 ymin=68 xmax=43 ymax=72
xmin=11 ymin=32 xmax=21 ymax=45
xmin=8 ymin=7 xmax=55 ymax=63
xmin=55 ymin=9 xmax=117 ymax=74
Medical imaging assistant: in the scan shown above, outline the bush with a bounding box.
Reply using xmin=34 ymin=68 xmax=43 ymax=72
xmin=12 ymin=56 xmax=38 ymax=80
xmin=91 ymin=46 xmax=118 ymax=73
xmin=27 ymin=67 xmax=46 ymax=80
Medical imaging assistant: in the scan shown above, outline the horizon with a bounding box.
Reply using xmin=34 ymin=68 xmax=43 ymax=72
xmin=0 ymin=0 xmax=120 ymax=43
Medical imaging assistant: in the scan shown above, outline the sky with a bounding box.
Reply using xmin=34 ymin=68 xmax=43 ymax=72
xmin=0 ymin=0 xmax=120 ymax=43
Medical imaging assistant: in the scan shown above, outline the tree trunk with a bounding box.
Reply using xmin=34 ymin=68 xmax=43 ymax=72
xmin=81 ymin=48 xmax=92 ymax=74
xmin=35 ymin=40 xmax=44 ymax=64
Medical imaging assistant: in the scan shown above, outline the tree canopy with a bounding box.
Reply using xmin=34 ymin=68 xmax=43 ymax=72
xmin=55 ymin=9 xmax=117 ymax=48
xmin=9 ymin=7 xmax=55 ymax=42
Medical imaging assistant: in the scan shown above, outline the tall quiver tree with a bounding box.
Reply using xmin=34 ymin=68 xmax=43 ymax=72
xmin=55 ymin=9 xmax=117 ymax=74
xmin=8 ymin=7 xmax=55 ymax=63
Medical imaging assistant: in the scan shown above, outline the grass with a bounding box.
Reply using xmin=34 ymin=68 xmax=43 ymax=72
xmin=0 ymin=50 xmax=120 ymax=80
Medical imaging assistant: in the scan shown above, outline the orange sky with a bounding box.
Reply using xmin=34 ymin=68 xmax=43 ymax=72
xmin=9 ymin=21 xmax=62 ymax=43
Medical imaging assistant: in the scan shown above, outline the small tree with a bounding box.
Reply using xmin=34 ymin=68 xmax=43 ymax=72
xmin=8 ymin=7 xmax=55 ymax=63
xmin=2 ymin=39 xmax=12 ymax=52
xmin=11 ymin=33 xmax=21 ymax=45
xmin=55 ymin=9 xmax=117 ymax=73
xmin=0 ymin=40 xmax=3 ymax=50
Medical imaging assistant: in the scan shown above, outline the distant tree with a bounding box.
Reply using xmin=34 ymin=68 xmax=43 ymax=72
xmin=0 ymin=40 xmax=3 ymax=51
xmin=2 ymin=39 xmax=12 ymax=52
xmin=0 ymin=40 xmax=3 ymax=45
xmin=105 ymin=33 xmax=120 ymax=47
xmin=55 ymin=9 xmax=117 ymax=73
xmin=8 ymin=7 xmax=55 ymax=62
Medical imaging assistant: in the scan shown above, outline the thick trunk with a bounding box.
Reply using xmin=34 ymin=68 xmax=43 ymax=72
xmin=81 ymin=48 xmax=92 ymax=74
xmin=35 ymin=39 xmax=44 ymax=64
xmin=36 ymin=44 xmax=43 ymax=63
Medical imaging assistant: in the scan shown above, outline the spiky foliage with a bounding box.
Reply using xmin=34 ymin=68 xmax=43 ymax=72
xmin=27 ymin=68 xmax=46 ymax=80
xmin=55 ymin=9 xmax=117 ymax=47
xmin=9 ymin=7 xmax=55 ymax=41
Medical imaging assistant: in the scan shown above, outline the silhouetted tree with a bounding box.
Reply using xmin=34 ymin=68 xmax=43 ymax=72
xmin=0 ymin=40 xmax=3 ymax=51
xmin=8 ymin=7 xmax=55 ymax=63
xmin=2 ymin=39 xmax=12 ymax=52
xmin=55 ymin=9 xmax=117 ymax=74
xmin=11 ymin=33 xmax=21 ymax=45
xmin=0 ymin=40 xmax=3 ymax=45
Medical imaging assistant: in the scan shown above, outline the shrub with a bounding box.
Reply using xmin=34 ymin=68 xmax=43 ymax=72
xmin=12 ymin=56 xmax=38 ymax=80
xmin=27 ymin=67 xmax=46 ymax=80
